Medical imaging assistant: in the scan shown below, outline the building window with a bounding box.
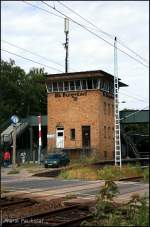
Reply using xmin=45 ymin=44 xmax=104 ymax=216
xmin=112 ymin=127 xmax=114 ymax=140
xmin=70 ymin=129 xmax=75 ymax=140
xmin=53 ymin=82 xmax=58 ymax=92
xmin=112 ymin=104 xmax=114 ymax=115
xmin=47 ymin=82 xmax=53 ymax=92
xmin=108 ymin=127 xmax=111 ymax=139
xmin=100 ymin=80 xmax=104 ymax=90
xmin=75 ymin=80 xmax=81 ymax=90
xmin=104 ymin=151 xmax=107 ymax=159
xmin=104 ymin=126 xmax=106 ymax=138
xmin=87 ymin=79 xmax=93 ymax=89
xmin=108 ymin=104 xmax=110 ymax=115
xmin=92 ymin=79 xmax=98 ymax=89
xmin=58 ymin=81 xmax=63 ymax=91
xmin=81 ymin=80 xmax=87 ymax=90
xmin=104 ymin=102 xmax=106 ymax=115
xmin=64 ymin=81 xmax=69 ymax=91
xmin=70 ymin=81 xmax=75 ymax=91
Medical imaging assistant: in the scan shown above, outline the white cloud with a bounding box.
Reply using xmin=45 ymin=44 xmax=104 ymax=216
xmin=1 ymin=1 xmax=149 ymax=110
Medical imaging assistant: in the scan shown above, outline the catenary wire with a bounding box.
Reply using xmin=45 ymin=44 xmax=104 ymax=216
xmin=1 ymin=49 xmax=64 ymax=73
xmin=120 ymin=92 xmax=149 ymax=103
xmin=57 ymin=1 xmax=115 ymax=40
xmin=41 ymin=1 xmax=149 ymax=69
xmin=2 ymin=40 xmax=65 ymax=69
xmin=23 ymin=1 xmax=64 ymax=19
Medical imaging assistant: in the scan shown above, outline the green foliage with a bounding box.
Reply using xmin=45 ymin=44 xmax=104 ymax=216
xmin=58 ymin=170 xmax=70 ymax=179
xmin=0 ymin=59 xmax=47 ymax=127
xmin=8 ymin=169 xmax=20 ymax=174
xmin=124 ymin=123 xmax=149 ymax=135
xmin=97 ymin=181 xmax=119 ymax=201
xmin=97 ymin=165 xmax=143 ymax=180
xmin=143 ymin=167 xmax=149 ymax=183
xmin=81 ymin=181 xmax=149 ymax=226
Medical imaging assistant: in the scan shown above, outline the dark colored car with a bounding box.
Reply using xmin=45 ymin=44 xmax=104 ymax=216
xmin=44 ymin=153 xmax=70 ymax=168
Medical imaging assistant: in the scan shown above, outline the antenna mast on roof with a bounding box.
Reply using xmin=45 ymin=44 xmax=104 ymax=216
xmin=114 ymin=36 xmax=122 ymax=168
xmin=64 ymin=18 xmax=69 ymax=73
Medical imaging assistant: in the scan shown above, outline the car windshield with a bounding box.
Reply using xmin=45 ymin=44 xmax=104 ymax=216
xmin=48 ymin=154 xmax=62 ymax=159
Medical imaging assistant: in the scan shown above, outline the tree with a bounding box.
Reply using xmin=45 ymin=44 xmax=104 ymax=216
xmin=0 ymin=59 xmax=47 ymax=128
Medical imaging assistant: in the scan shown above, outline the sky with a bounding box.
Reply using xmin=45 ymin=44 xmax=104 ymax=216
xmin=1 ymin=1 xmax=149 ymax=111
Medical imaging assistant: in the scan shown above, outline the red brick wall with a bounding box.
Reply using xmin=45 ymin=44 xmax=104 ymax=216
xmin=47 ymin=90 xmax=114 ymax=160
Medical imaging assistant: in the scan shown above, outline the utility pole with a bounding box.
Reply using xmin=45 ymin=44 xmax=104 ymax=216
xmin=114 ymin=36 xmax=122 ymax=168
xmin=38 ymin=114 xmax=42 ymax=164
xmin=64 ymin=18 xmax=69 ymax=73
xmin=12 ymin=124 xmax=17 ymax=170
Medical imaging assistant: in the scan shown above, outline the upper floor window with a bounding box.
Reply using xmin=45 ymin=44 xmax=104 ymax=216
xmin=104 ymin=102 xmax=106 ymax=115
xmin=47 ymin=82 xmax=53 ymax=92
xmin=81 ymin=80 xmax=87 ymax=89
xmin=70 ymin=81 xmax=75 ymax=91
xmin=108 ymin=104 xmax=111 ymax=115
xmin=64 ymin=81 xmax=69 ymax=91
xmin=53 ymin=82 xmax=58 ymax=92
xmin=104 ymin=126 xmax=106 ymax=138
xmin=58 ymin=81 xmax=63 ymax=91
xmin=87 ymin=79 xmax=93 ymax=89
xmin=75 ymin=80 xmax=81 ymax=90
xmin=47 ymin=78 xmax=114 ymax=93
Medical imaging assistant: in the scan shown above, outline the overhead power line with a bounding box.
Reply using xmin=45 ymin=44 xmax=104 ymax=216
xmin=120 ymin=106 xmax=149 ymax=121
xmin=57 ymin=1 xmax=115 ymax=40
xmin=23 ymin=1 xmax=64 ymax=19
xmin=41 ymin=1 xmax=148 ymax=69
xmin=117 ymin=39 xmax=149 ymax=64
xmin=57 ymin=1 xmax=149 ymax=64
xmin=120 ymin=92 xmax=148 ymax=102
xmin=120 ymin=91 xmax=149 ymax=103
xmin=1 ymin=49 xmax=63 ymax=73
xmin=2 ymin=40 xmax=65 ymax=69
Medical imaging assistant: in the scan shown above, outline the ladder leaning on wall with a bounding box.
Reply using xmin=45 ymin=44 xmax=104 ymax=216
xmin=114 ymin=37 xmax=122 ymax=168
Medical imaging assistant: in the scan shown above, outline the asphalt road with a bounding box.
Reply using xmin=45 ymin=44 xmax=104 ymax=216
xmin=1 ymin=174 xmax=149 ymax=198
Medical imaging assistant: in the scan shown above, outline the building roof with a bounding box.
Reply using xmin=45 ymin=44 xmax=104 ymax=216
xmin=120 ymin=110 xmax=149 ymax=123
xmin=46 ymin=70 xmax=128 ymax=87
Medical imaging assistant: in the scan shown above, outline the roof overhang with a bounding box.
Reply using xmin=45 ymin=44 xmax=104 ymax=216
xmin=46 ymin=70 xmax=128 ymax=87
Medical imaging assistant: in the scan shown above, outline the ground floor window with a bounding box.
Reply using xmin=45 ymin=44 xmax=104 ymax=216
xmin=82 ymin=126 xmax=91 ymax=147
xmin=70 ymin=128 xmax=76 ymax=140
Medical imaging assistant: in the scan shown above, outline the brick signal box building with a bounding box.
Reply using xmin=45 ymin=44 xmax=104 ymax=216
xmin=46 ymin=70 xmax=127 ymax=160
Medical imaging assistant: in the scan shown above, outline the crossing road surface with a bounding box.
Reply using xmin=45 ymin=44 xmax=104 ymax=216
xmin=1 ymin=175 xmax=149 ymax=198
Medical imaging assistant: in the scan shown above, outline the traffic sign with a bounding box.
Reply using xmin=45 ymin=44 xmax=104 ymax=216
xmin=11 ymin=115 xmax=19 ymax=124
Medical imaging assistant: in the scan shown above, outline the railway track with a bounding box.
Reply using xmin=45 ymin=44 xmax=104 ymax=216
xmin=2 ymin=205 xmax=92 ymax=227
xmin=1 ymin=197 xmax=36 ymax=208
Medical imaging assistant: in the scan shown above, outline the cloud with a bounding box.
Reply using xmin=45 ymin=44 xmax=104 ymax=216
xmin=1 ymin=1 xmax=149 ymax=109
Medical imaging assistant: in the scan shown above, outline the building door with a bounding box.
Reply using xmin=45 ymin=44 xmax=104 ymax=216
xmin=56 ymin=127 xmax=64 ymax=148
xmin=82 ymin=126 xmax=91 ymax=147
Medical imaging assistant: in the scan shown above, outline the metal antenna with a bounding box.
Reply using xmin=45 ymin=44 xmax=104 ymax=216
xmin=114 ymin=36 xmax=122 ymax=168
xmin=64 ymin=18 xmax=69 ymax=73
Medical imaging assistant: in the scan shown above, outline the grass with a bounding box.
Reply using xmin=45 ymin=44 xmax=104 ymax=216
xmin=17 ymin=163 xmax=44 ymax=173
xmin=1 ymin=188 xmax=12 ymax=193
xmin=58 ymin=164 xmax=145 ymax=181
xmin=58 ymin=166 xmax=99 ymax=180
xmin=81 ymin=181 xmax=149 ymax=226
xmin=143 ymin=167 xmax=149 ymax=183
xmin=8 ymin=169 xmax=20 ymax=174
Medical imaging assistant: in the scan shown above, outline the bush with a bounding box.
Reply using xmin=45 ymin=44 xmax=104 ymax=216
xmin=81 ymin=181 xmax=149 ymax=226
xmin=143 ymin=167 xmax=149 ymax=183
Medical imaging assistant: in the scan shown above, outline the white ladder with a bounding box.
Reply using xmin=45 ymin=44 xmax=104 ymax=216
xmin=114 ymin=37 xmax=122 ymax=167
